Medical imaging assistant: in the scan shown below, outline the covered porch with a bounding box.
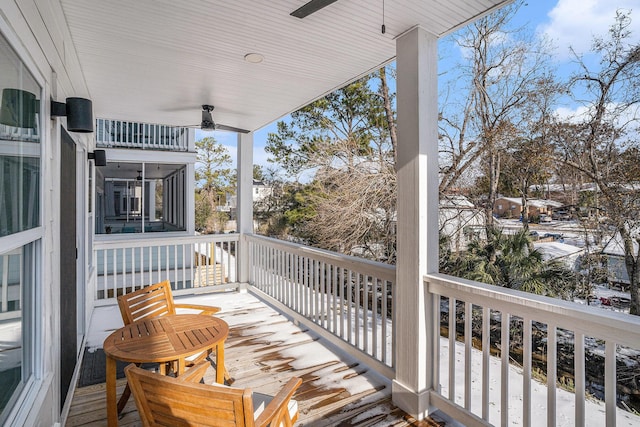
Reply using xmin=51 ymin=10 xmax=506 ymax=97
xmin=70 ymin=233 xmax=640 ymax=426
xmin=3 ymin=0 xmax=640 ymax=426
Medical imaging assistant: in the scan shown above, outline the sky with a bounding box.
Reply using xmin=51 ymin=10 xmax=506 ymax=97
xmin=197 ymin=0 xmax=640 ymax=174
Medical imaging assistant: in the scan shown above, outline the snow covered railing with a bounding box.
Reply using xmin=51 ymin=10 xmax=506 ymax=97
xmin=425 ymin=273 xmax=640 ymax=427
xmin=247 ymin=234 xmax=395 ymax=379
xmin=96 ymin=118 xmax=190 ymax=151
xmin=93 ymin=233 xmax=238 ymax=302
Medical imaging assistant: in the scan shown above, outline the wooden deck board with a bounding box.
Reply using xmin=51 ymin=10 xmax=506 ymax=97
xmin=66 ymin=292 xmax=443 ymax=426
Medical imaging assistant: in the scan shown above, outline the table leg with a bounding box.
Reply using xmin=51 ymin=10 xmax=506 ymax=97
xmin=106 ymin=355 xmax=117 ymax=427
xmin=216 ymin=342 xmax=225 ymax=384
xmin=177 ymin=357 xmax=186 ymax=376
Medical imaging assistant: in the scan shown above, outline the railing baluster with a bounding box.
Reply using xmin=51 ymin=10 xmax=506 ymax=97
xmin=372 ymin=277 xmax=378 ymax=360
xmin=131 ymin=247 xmax=137 ymax=289
xmin=355 ymin=273 xmax=361 ymax=348
xmin=121 ymin=248 xmax=126 ymax=293
xmin=605 ymin=341 xmax=616 ymax=427
xmin=111 ymin=248 xmax=117 ymax=298
xmin=307 ymin=257 xmax=312 ymax=318
xmin=313 ymin=259 xmax=319 ymax=323
xmin=482 ymin=306 xmax=490 ymax=421
xmin=347 ymin=269 xmax=353 ymax=345
xmin=449 ymin=297 xmax=456 ymax=402
xmin=165 ymin=245 xmax=169 ymax=286
xmin=382 ymin=279 xmax=388 ymax=365
xmin=181 ymin=243 xmax=186 ymax=288
xmin=298 ymin=253 xmax=303 ymax=312
xmin=523 ymin=317 xmax=532 ymax=427
xmin=547 ymin=322 xmax=557 ymax=427
xmin=272 ymin=247 xmax=277 ymax=290
xmin=284 ymin=253 xmax=293 ymax=307
xmin=173 ymin=244 xmax=178 ymax=288
xmin=295 ymin=254 xmax=300 ymax=313
xmin=464 ymin=301 xmax=471 ymax=410
xmin=320 ymin=261 xmax=326 ymax=328
xmin=102 ymin=249 xmax=109 ymax=299
xmin=501 ymin=311 xmax=509 ymax=426
xmin=575 ymin=332 xmax=585 ymax=427
xmin=363 ymin=274 xmax=368 ymax=354
xmin=156 ymin=245 xmax=161 ymax=284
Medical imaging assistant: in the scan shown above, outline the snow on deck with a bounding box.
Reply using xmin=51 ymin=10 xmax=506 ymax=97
xmin=81 ymin=290 xmax=640 ymax=427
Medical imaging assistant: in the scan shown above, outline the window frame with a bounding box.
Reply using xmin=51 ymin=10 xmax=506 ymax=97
xmin=0 ymin=15 xmax=46 ymax=426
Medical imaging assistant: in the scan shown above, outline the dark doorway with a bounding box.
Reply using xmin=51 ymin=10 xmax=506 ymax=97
xmin=60 ymin=128 xmax=77 ymax=410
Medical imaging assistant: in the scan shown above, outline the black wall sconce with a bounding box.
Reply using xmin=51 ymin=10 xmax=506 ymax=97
xmin=88 ymin=149 xmax=107 ymax=166
xmin=51 ymin=97 xmax=94 ymax=133
xmin=0 ymin=88 xmax=38 ymax=129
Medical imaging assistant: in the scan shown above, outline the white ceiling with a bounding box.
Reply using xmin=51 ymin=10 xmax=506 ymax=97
xmin=59 ymin=0 xmax=509 ymax=133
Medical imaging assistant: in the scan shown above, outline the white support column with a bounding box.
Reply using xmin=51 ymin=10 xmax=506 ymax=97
xmin=237 ymin=132 xmax=254 ymax=284
xmin=185 ymin=163 xmax=196 ymax=233
xmin=392 ymin=26 xmax=439 ymax=420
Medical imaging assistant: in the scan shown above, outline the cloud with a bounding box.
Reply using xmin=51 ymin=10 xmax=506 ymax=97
xmin=555 ymin=103 xmax=640 ymax=132
xmin=538 ymin=0 xmax=640 ymax=61
xmin=554 ymin=105 xmax=591 ymax=123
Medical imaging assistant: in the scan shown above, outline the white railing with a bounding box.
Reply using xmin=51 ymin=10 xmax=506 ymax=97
xmin=247 ymin=234 xmax=395 ymax=378
xmin=426 ymin=273 xmax=640 ymax=427
xmin=93 ymin=234 xmax=238 ymax=301
xmin=0 ymin=248 xmax=22 ymax=321
xmin=96 ymin=118 xmax=190 ymax=151
xmin=0 ymin=124 xmax=40 ymax=142
xmin=244 ymin=235 xmax=640 ymax=425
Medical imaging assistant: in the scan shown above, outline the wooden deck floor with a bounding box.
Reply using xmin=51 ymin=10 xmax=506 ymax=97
xmin=66 ymin=291 xmax=447 ymax=427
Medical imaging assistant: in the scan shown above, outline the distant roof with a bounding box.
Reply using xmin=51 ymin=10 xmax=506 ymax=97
xmin=440 ymin=195 xmax=475 ymax=208
xmin=533 ymin=242 xmax=583 ymax=261
xmin=497 ymin=197 xmax=563 ymax=208
xmin=529 ymin=183 xmax=597 ymax=193
xmin=602 ymin=232 xmax=640 ymax=256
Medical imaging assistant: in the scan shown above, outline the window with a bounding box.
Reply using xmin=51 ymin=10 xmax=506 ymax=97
xmin=0 ymin=28 xmax=41 ymax=423
xmin=95 ymin=163 xmax=186 ymax=234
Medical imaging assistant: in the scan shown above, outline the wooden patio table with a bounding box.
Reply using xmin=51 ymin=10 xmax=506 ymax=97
xmin=103 ymin=313 xmax=229 ymax=426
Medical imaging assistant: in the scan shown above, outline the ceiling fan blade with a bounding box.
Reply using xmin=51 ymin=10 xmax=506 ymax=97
xmin=290 ymin=0 xmax=338 ymax=18
xmin=216 ymin=124 xmax=250 ymax=134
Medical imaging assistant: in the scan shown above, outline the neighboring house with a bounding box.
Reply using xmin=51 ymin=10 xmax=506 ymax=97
xmin=529 ymin=182 xmax=597 ymax=206
xmin=439 ymin=195 xmax=487 ymax=252
xmin=493 ymin=197 xmax=563 ymax=220
xmin=225 ymin=179 xmax=274 ymax=213
xmin=252 ymin=179 xmax=273 ymax=203
xmin=602 ymin=232 xmax=638 ymax=289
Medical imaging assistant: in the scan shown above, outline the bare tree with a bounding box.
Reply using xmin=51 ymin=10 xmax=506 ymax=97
xmin=554 ymin=10 xmax=640 ymax=314
xmin=438 ymin=0 xmax=555 ymax=228
xmin=265 ymin=71 xmax=397 ymax=262
xmin=501 ymin=76 xmax=561 ymax=230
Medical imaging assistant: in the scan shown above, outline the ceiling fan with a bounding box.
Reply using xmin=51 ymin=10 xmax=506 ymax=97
xmin=290 ymin=0 xmax=339 ymax=18
xmin=195 ymin=105 xmax=250 ymax=133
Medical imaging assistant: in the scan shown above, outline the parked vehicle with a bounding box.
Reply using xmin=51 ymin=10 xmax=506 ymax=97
xmin=552 ymin=210 xmax=571 ymax=220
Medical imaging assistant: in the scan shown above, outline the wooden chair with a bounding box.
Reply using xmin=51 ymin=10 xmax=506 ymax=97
xmin=124 ymin=362 xmax=302 ymax=427
xmin=116 ymin=279 xmax=227 ymax=414
xmin=117 ymin=280 xmax=221 ymax=325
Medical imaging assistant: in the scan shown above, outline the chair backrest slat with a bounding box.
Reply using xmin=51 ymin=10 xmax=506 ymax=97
xmin=125 ymin=364 xmax=253 ymax=427
xmin=118 ymin=280 xmax=176 ymax=325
